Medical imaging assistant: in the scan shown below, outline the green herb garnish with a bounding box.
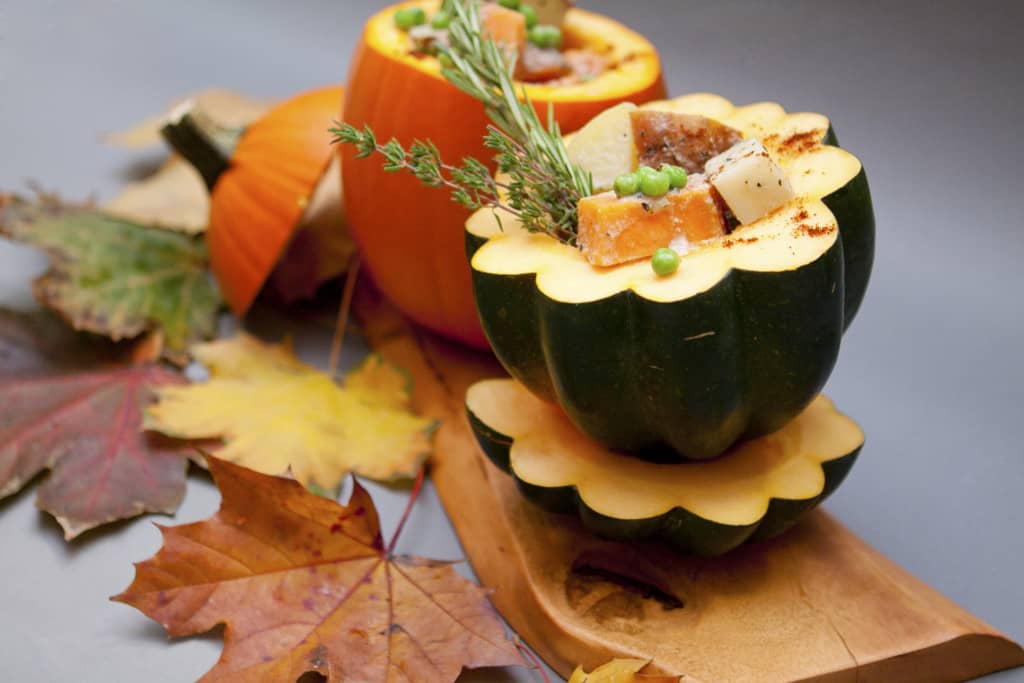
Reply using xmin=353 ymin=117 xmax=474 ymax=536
xmin=332 ymin=0 xmax=591 ymax=245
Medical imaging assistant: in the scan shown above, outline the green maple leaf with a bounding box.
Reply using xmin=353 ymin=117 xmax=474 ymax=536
xmin=0 ymin=192 xmax=221 ymax=362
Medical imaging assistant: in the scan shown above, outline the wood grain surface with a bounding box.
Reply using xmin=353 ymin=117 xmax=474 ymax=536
xmin=356 ymin=283 xmax=1024 ymax=683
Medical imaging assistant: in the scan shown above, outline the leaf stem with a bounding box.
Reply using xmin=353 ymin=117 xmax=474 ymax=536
xmin=387 ymin=465 xmax=426 ymax=556
xmin=515 ymin=638 xmax=553 ymax=683
xmin=327 ymin=255 xmax=362 ymax=380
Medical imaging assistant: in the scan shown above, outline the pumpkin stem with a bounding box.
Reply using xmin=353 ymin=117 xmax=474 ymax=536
xmin=160 ymin=101 xmax=243 ymax=190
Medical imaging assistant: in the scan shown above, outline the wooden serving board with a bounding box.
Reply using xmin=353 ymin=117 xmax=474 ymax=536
xmin=355 ymin=287 xmax=1024 ymax=683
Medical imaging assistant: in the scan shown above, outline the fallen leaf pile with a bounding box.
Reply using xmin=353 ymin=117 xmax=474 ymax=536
xmin=0 ymin=83 xmax=597 ymax=683
xmin=145 ymin=334 xmax=435 ymax=493
xmin=0 ymin=192 xmax=221 ymax=362
xmin=0 ymin=308 xmax=194 ymax=538
xmin=114 ymin=457 xmax=521 ymax=682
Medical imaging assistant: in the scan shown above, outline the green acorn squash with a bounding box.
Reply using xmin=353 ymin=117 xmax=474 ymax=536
xmin=466 ymin=378 xmax=863 ymax=556
xmin=465 ymin=94 xmax=874 ymax=460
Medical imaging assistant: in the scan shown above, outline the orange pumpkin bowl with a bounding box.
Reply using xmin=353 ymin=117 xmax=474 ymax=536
xmin=166 ymin=85 xmax=352 ymax=315
xmin=341 ymin=1 xmax=666 ymax=349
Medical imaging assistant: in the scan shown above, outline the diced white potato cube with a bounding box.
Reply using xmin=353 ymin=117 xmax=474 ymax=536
xmin=669 ymin=234 xmax=691 ymax=256
xmin=567 ymin=102 xmax=637 ymax=193
xmin=704 ymin=138 xmax=795 ymax=224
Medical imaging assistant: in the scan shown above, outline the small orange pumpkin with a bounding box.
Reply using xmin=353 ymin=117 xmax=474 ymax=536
xmin=166 ymin=85 xmax=353 ymax=314
xmin=341 ymin=2 xmax=666 ymax=349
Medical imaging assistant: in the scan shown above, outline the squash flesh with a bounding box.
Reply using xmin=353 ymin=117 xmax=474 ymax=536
xmin=472 ymin=198 xmax=838 ymax=304
xmin=466 ymin=379 xmax=863 ymax=552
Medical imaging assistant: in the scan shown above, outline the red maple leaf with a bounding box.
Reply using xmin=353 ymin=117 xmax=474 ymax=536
xmin=0 ymin=309 xmax=193 ymax=538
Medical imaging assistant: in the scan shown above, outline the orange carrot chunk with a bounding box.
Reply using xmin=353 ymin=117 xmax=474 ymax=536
xmin=577 ymin=176 xmax=727 ymax=267
xmin=480 ymin=4 xmax=528 ymax=56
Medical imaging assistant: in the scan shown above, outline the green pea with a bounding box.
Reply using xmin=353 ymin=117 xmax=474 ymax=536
xmin=431 ymin=10 xmax=452 ymax=29
xmin=498 ymin=0 xmax=521 ymax=8
xmin=640 ymin=169 xmax=671 ymax=197
xmin=520 ymin=5 xmax=539 ymax=29
xmin=637 ymin=165 xmax=660 ymax=179
xmin=528 ymin=25 xmax=562 ymax=49
xmin=614 ymin=172 xmax=641 ymax=197
xmin=661 ymin=164 xmax=688 ymax=190
xmin=394 ymin=6 xmax=427 ymax=30
xmin=651 ymin=248 xmax=681 ymax=277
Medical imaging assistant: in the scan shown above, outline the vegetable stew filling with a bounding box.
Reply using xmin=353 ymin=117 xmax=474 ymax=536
xmin=397 ymin=0 xmax=608 ymax=85
xmin=568 ymin=106 xmax=797 ymax=271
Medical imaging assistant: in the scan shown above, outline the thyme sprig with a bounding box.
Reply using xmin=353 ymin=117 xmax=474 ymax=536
xmin=331 ymin=0 xmax=591 ymax=244
xmin=334 ymin=123 xmax=520 ymax=224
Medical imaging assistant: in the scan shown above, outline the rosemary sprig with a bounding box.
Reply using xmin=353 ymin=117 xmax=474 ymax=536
xmin=331 ymin=0 xmax=591 ymax=244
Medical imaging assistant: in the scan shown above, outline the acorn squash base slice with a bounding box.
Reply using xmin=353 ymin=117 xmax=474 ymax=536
xmin=466 ymin=378 xmax=863 ymax=556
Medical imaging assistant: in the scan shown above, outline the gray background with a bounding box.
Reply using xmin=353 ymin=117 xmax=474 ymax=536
xmin=1 ymin=1 xmax=1022 ymax=681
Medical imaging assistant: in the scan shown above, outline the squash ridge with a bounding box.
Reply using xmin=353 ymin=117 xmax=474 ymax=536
xmin=466 ymin=379 xmax=864 ymax=556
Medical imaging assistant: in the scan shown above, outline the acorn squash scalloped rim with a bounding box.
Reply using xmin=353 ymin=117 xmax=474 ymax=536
xmin=466 ymin=94 xmax=863 ymax=305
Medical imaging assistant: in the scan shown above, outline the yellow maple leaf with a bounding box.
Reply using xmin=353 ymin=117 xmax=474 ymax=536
xmin=569 ymin=659 xmax=682 ymax=683
xmin=144 ymin=334 xmax=435 ymax=490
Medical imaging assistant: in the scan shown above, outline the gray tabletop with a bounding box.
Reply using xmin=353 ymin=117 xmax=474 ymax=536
xmin=2 ymin=1 xmax=1022 ymax=681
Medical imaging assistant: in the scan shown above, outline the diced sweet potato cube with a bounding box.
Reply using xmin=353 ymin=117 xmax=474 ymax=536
xmin=631 ymin=110 xmax=743 ymax=174
xmin=480 ymin=4 xmax=527 ymax=56
xmin=577 ymin=177 xmax=727 ymax=267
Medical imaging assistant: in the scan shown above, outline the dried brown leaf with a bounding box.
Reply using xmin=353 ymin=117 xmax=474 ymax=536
xmin=114 ymin=458 xmax=520 ymax=682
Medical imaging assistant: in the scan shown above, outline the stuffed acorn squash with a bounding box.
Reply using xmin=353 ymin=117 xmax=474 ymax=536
xmin=466 ymin=378 xmax=863 ymax=555
xmin=466 ymin=94 xmax=874 ymax=460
